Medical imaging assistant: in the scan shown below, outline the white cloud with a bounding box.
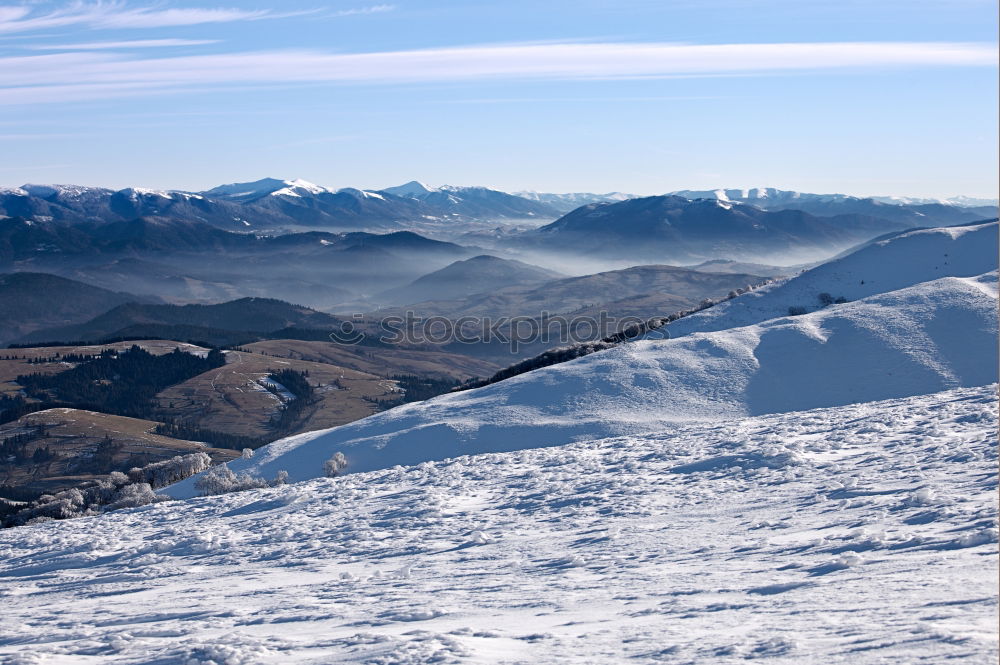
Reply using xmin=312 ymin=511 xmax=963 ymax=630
xmin=330 ymin=4 xmax=396 ymax=17
xmin=0 ymin=2 xmax=309 ymax=34
xmin=26 ymin=38 xmax=219 ymax=50
xmin=0 ymin=41 xmax=994 ymax=104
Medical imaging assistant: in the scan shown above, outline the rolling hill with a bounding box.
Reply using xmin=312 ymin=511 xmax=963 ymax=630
xmin=375 ymin=255 xmax=564 ymax=306
xmin=13 ymin=297 xmax=346 ymax=345
xmin=0 ymin=272 xmax=155 ymax=345
xmin=655 ymin=220 xmax=999 ymax=339
xmin=372 ymin=264 xmax=766 ymax=321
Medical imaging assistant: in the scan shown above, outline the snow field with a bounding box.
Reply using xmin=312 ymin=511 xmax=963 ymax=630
xmin=0 ymin=385 xmax=995 ymax=664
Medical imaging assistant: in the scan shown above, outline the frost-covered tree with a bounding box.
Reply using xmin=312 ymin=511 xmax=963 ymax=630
xmin=128 ymin=453 xmax=212 ymax=488
xmin=194 ymin=463 xmax=269 ymax=496
xmin=324 ymin=452 xmax=348 ymax=478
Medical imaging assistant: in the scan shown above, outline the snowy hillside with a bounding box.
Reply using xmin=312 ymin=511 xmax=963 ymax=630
xmin=164 ymin=270 xmax=997 ymax=497
xmin=0 ymin=386 xmax=995 ymax=664
xmin=656 ymin=221 xmax=998 ymax=339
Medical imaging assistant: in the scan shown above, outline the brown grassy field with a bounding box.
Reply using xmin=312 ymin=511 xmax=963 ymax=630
xmin=154 ymin=349 xmax=402 ymax=439
xmin=0 ymin=408 xmax=238 ymax=497
xmin=246 ymin=339 xmax=501 ymax=381
xmin=0 ymin=338 xmax=496 ymax=499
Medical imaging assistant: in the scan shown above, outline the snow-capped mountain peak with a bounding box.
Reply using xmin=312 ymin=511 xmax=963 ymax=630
xmin=669 ymin=187 xmax=851 ymax=205
xmin=380 ymin=180 xmax=438 ymax=197
xmin=871 ymin=194 xmax=1000 ymax=207
xmin=19 ymin=183 xmax=111 ymax=199
xmin=513 ymin=190 xmax=638 ymax=212
xmin=201 ymin=178 xmax=330 ymax=201
xmin=336 ymin=187 xmax=386 ymax=200
xmin=270 ymin=179 xmax=330 ymax=198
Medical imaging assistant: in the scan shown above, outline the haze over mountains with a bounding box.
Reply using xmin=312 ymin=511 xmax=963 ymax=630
xmin=1 ymin=178 xmax=994 ymax=313
xmin=524 ymin=194 xmax=995 ymax=263
xmin=375 ymin=255 xmax=564 ymax=306
xmin=2 ymin=179 xmax=993 ymax=238
xmin=372 ymin=263 xmax=765 ymax=322
xmin=0 ymin=273 xmax=157 ymax=344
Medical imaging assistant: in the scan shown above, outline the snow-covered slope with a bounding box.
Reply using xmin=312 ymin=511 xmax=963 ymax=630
xmin=165 ymin=270 xmax=998 ymax=497
xmin=669 ymin=187 xmax=847 ymax=205
xmin=1 ymin=385 xmax=995 ymax=664
xmin=201 ymin=178 xmax=331 ymax=201
xmin=514 ymin=190 xmax=637 ymax=212
xmin=872 ymin=194 xmax=999 ymax=207
xmin=657 ymin=221 xmax=998 ymax=339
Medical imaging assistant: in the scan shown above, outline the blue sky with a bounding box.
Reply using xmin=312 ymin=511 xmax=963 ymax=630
xmin=0 ymin=0 xmax=996 ymax=198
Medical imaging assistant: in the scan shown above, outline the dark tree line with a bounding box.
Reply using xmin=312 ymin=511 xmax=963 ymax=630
xmin=0 ymin=395 xmax=43 ymax=426
xmin=16 ymin=345 xmax=226 ymax=420
xmin=153 ymin=421 xmax=268 ymax=450
xmin=391 ymin=375 xmax=459 ymax=403
xmin=266 ymin=369 xmax=315 ymax=431
xmin=268 ymin=369 xmax=313 ymax=400
xmin=26 ymin=351 xmax=114 ymax=365
xmin=0 ymin=425 xmax=49 ymax=465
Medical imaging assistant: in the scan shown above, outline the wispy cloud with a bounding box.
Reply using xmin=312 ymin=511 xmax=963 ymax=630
xmin=26 ymin=38 xmax=219 ymax=50
xmin=0 ymin=41 xmax=994 ymax=105
xmin=330 ymin=4 xmax=395 ymax=17
xmin=0 ymin=2 xmax=311 ymax=34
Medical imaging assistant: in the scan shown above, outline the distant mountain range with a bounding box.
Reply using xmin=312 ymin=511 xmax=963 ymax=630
xmin=0 ymin=179 xmax=564 ymax=234
xmin=0 ymin=216 xmax=478 ymax=307
xmin=380 ymin=181 xmax=560 ymax=220
xmin=668 ymin=188 xmax=998 ymax=228
xmin=523 ymin=194 xmax=996 ymax=264
xmin=669 ymin=187 xmax=998 ymax=210
xmin=2 ymin=180 xmax=995 ymax=308
xmin=7 ymin=180 xmax=991 ymax=238
xmin=511 ymin=191 xmax=637 ymax=213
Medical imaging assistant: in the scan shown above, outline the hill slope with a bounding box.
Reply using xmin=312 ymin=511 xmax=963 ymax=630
xmin=0 ymin=272 xmax=152 ymax=344
xmin=376 ymin=255 xmax=564 ymax=305
xmin=15 ymin=297 xmax=344 ymax=345
xmin=1 ymin=385 xmax=995 ymax=663
xmin=165 ymin=270 xmax=998 ymax=497
xmin=372 ymin=264 xmax=766 ymax=320
xmin=655 ymin=220 xmax=998 ymax=339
